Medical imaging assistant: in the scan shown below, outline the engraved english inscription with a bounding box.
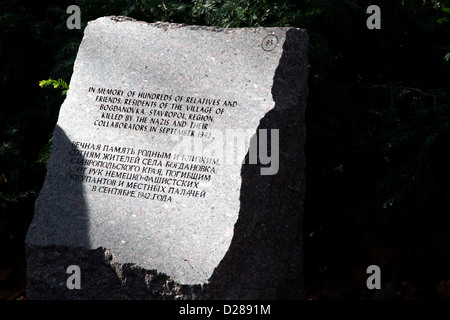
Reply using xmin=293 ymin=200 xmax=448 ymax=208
xmin=89 ymin=86 xmax=237 ymax=138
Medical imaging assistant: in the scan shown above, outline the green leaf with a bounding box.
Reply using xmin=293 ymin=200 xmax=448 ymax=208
xmin=39 ymin=78 xmax=69 ymax=95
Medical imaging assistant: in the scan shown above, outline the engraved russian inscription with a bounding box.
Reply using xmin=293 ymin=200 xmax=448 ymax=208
xmin=67 ymin=140 xmax=220 ymax=202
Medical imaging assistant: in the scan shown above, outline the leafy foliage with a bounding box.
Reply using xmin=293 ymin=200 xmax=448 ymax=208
xmin=39 ymin=78 xmax=69 ymax=95
xmin=439 ymin=3 xmax=450 ymax=61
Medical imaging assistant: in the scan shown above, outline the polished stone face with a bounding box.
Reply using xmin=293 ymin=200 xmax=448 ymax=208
xmin=26 ymin=16 xmax=308 ymax=299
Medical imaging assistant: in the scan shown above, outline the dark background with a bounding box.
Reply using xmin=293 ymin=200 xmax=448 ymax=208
xmin=1 ymin=0 xmax=450 ymax=299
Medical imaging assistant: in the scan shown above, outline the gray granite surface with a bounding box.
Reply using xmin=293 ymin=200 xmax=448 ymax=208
xmin=25 ymin=16 xmax=308 ymax=299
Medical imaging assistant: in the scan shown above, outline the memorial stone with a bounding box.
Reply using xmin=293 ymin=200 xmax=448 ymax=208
xmin=25 ymin=16 xmax=308 ymax=300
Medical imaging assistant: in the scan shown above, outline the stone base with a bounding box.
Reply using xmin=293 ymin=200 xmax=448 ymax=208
xmin=26 ymin=242 xmax=302 ymax=300
xmin=25 ymin=244 xmax=203 ymax=300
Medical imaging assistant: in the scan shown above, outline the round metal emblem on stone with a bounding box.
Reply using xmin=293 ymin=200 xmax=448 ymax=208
xmin=261 ymin=34 xmax=278 ymax=51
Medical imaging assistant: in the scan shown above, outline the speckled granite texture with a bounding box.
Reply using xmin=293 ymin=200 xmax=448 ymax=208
xmin=25 ymin=16 xmax=308 ymax=299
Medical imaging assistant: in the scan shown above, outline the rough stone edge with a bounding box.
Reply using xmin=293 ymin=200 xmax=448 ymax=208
xmin=25 ymin=244 xmax=205 ymax=300
xmin=201 ymin=28 xmax=309 ymax=300
xmin=104 ymin=15 xmax=304 ymax=33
